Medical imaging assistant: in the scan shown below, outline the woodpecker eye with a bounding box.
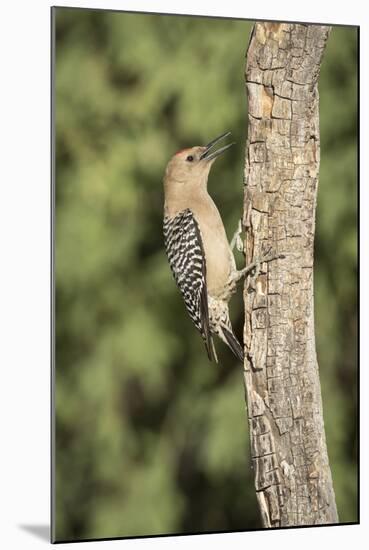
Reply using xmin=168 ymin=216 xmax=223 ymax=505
xmin=186 ymin=155 xmax=194 ymax=162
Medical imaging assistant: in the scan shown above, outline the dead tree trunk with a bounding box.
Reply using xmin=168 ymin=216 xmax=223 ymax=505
xmin=242 ymin=22 xmax=338 ymax=527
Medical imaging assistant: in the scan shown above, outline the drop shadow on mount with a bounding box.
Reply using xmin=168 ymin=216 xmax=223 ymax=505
xmin=19 ymin=524 xmax=50 ymax=542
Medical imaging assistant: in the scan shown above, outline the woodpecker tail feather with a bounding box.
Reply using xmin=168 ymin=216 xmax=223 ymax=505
xmin=208 ymin=296 xmax=244 ymax=363
xmin=203 ymin=334 xmax=218 ymax=363
xmin=222 ymin=328 xmax=244 ymax=362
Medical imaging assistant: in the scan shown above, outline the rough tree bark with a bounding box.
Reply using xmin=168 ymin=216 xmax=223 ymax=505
xmin=242 ymin=22 xmax=338 ymax=527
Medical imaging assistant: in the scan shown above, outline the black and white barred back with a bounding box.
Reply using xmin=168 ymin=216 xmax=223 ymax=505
xmin=163 ymin=209 xmax=215 ymax=361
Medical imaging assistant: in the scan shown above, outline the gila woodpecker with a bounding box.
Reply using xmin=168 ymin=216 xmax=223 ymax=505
xmin=163 ymin=131 xmax=281 ymax=363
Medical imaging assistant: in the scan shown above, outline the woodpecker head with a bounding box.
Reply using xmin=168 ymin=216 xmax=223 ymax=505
xmin=164 ymin=132 xmax=234 ymax=193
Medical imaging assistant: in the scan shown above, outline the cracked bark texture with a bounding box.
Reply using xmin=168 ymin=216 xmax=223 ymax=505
xmin=243 ymin=22 xmax=338 ymax=527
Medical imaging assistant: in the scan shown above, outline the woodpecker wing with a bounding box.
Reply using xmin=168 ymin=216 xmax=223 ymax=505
xmin=163 ymin=209 xmax=215 ymax=361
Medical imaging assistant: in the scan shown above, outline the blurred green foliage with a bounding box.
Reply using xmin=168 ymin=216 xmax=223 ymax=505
xmin=54 ymin=8 xmax=357 ymax=541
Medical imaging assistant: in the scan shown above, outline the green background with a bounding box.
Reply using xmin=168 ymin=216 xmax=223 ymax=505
xmin=54 ymin=8 xmax=358 ymax=542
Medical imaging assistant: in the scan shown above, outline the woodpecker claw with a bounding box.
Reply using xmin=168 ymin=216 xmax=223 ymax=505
xmin=235 ymin=249 xmax=285 ymax=282
xmin=236 ymin=220 xmax=244 ymax=253
xmin=230 ymin=219 xmax=244 ymax=253
xmin=236 ymin=235 xmax=244 ymax=253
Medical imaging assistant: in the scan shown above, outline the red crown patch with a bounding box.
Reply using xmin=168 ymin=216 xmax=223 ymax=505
xmin=175 ymin=148 xmax=189 ymax=156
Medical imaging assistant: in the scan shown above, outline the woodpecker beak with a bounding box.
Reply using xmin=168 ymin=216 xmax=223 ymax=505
xmin=200 ymin=131 xmax=235 ymax=161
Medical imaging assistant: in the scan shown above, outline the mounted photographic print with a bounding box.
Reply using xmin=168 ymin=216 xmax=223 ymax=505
xmin=51 ymin=6 xmax=358 ymax=543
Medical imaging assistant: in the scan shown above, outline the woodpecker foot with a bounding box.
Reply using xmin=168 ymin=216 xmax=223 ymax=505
xmin=230 ymin=219 xmax=244 ymax=253
xmin=236 ymin=248 xmax=285 ymax=281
